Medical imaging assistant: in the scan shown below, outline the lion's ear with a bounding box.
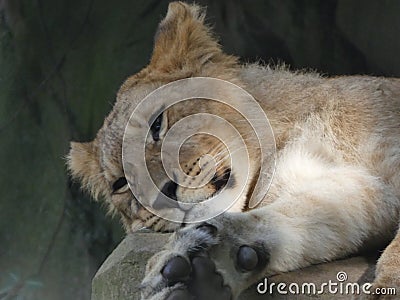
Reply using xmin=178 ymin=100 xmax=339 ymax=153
xmin=67 ymin=141 xmax=106 ymax=199
xmin=149 ymin=1 xmax=236 ymax=72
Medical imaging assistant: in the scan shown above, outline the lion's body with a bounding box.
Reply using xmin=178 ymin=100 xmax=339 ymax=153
xmin=68 ymin=2 xmax=400 ymax=299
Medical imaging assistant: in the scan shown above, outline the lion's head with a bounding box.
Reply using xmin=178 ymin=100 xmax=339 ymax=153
xmin=67 ymin=2 xmax=267 ymax=232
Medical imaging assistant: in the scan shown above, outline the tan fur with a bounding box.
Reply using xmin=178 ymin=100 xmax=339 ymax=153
xmin=68 ymin=2 xmax=400 ymax=298
xmin=67 ymin=141 xmax=107 ymax=200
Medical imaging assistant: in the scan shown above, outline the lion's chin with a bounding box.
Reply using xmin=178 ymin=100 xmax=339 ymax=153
xmin=130 ymin=219 xmax=146 ymax=232
xmin=130 ymin=217 xmax=181 ymax=233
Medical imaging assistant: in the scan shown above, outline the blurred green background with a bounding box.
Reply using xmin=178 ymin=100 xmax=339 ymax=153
xmin=0 ymin=0 xmax=399 ymax=299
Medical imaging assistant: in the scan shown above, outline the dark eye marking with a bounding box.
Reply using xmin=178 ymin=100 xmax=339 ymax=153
xmin=150 ymin=113 xmax=163 ymax=142
xmin=212 ymin=168 xmax=232 ymax=191
xmin=112 ymin=177 xmax=127 ymax=192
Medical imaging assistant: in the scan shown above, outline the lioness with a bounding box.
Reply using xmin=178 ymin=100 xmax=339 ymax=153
xmin=68 ymin=2 xmax=400 ymax=299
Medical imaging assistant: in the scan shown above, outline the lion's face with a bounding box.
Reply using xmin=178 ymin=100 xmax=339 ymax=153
xmin=67 ymin=2 xmax=262 ymax=232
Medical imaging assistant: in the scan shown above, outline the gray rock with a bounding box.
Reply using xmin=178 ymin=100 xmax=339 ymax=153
xmin=92 ymin=232 xmax=377 ymax=300
xmin=92 ymin=232 xmax=170 ymax=300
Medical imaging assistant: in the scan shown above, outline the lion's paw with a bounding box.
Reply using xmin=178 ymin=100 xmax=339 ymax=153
xmin=140 ymin=223 xmax=269 ymax=300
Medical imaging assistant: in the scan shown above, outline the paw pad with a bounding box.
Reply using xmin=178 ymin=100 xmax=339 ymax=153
xmin=237 ymin=245 xmax=259 ymax=271
xmin=162 ymin=256 xmax=191 ymax=283
xmin=161 ymin=255 xmax=232 ymax=300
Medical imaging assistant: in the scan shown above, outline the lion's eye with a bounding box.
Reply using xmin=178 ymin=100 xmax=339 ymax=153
xmin=112 ymin=177 xmax=127 ymax=192
xmin=150 ymin=113 xmax=163 ymax=142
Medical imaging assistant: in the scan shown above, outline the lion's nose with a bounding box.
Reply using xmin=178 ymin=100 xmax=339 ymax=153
xmin=152 ymin=181 xmax=179 ymax=210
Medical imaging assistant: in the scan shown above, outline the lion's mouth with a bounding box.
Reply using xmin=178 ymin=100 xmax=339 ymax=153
xmin=130 ymin=166 xmax=236 ymax=233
